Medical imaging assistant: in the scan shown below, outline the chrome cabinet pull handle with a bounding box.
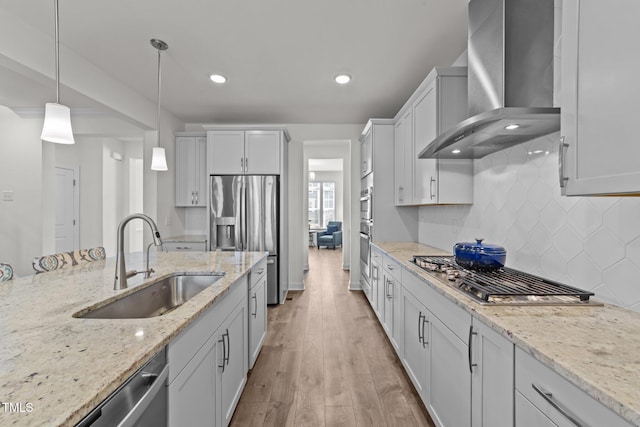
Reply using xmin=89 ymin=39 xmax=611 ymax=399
xmin=245 ymin=157 xmax=248 ymax=171
xmin=418 ymin=312 xmax=424 ymax=344
xmin=399 ymin=185 xmax=404 ymax=202
xmin=240 ymin=157 xmax=244 ymax=172
xmin=218 ymin=336 xmax=226 ymax=372
xmin=252 ymin=293 xmax=258 ymax=318
xmin=429 ymin=177 xmax=436 ymax=200
xmin=195 ymin=191 xmax=198 ymax=204
xmin=559 ymin=136 xmax=569 ymax=188
xmin=468 ymin=326 xmax=478 ymax=373
xmin=422 ymin=317 xmax=429 ymax=348
xmin=532 ymin=383 xmax=586 ymax=427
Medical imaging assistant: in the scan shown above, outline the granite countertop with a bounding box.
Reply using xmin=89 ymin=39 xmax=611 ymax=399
xmin=373 ymin=241 xmax=640 ymax=425
xmin=0 ymin=250 xmax=266 ymax=426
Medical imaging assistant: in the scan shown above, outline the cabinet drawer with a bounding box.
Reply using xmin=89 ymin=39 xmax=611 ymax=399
xmin=371 ymin=246 xmax=383 ymax=264
xmin=382 ymin=254 xmax=402 ymax=282
xmin=164 ymin=241 xmax=207 ymax=252
xmin=250 ymin=258 xmax=267 ymax=289
xmin=515 ymin=347 xmax=632 ymax=427
xmin=168 ymin=275 xmax=248 ymax=384
xmin=402 ymin=270 xmax=470 ymax=342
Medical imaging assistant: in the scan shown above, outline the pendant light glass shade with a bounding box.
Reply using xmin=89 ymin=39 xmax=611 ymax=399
xmin=41 ymin=102 xmax=75 ymax=144
xmin=42 ymin=0 xmax=74 ymax=144
xmin=151 ymin=147 xmax=168 ymax=171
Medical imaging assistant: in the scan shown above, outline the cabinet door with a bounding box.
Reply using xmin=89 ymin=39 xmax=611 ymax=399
xmin=471 ymin=319 xmax=514 ymax=427
xmin=401 ymin=290 xmax=429 ymax=401
xmin=175 ymin=136 xmax=198 ymax=206
xmin=413 ymin=83 xmax=439 ymax=204
xmin=208 ymin=131 xmax=245 ymax=175
xmin=361 ymin=128 xmax=373 ymax=177
xmin=169 ymin=335 xmax=216 ymax=426
xmin=382 ymin=273 xmax=393 ymax=337
xmin=248 ymin=276 xmax=267 ymax=369
xmin=195 ymin=136 xmax=207 ymax=206
xmin=429 ymin=315 xmax=471 ymax=427
xmin=515 ymin=392 xmax=558 ymax=427
xmin=561 ymin=0 xmax=640 ymax=196
xmin=245 ymin=131 xmax=280 ymax=174
xmin=375 ymin=264 xmax=386 ymax=326
xmin=394 ymin=109 xmax=414 ymax=205
xmin=390 ymin=276 xmax=403 ymax=355
xmin=217 ymin=300 xmax=247 ymax=427
xmin=370 ymin=262 xmax=380 ymax=314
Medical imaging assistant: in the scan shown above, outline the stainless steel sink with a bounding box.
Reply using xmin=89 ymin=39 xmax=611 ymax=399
xmin=75 ymin=273 xmax=225 ymax=319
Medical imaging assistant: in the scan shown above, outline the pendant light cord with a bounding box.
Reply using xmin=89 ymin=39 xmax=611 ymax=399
xmin=54 ymin=0 xmax=60 ymax=104
xmin=156 ymin=47 xmax=162 ymax=146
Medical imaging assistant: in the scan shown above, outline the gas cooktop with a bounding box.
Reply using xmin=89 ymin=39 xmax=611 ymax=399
xmin=411 ymin=255 xmax=600 ymax=306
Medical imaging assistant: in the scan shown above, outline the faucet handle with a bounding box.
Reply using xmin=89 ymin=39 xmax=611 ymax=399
xmin=125 ymin=270 xmax=139 ymax=279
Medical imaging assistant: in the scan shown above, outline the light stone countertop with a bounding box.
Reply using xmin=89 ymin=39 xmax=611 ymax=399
xmin=373 ymin=241 xmax=640 ymax=426
xmin=0 ymin=250 xmax=266 ymax=426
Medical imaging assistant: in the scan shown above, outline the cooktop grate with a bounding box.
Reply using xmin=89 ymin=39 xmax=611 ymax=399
xmin=411 ymin=255 xmax=595 ymax=304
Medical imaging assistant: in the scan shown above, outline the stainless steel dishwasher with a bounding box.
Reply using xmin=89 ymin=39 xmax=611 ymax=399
xmin=76 ymin=348 xmax=168 ymax=427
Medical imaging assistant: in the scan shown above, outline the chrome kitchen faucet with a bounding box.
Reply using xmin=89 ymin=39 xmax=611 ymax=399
xmin=114 ymin=213 xmax=163 ymax=290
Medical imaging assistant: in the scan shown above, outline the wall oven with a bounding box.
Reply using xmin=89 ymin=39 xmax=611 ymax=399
xmin=360 ymin=187 xmax=372 ymax=222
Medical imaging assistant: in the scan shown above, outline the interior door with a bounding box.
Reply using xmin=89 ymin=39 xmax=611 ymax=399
xmin=55 ymin=166 xmax=78 ymax=252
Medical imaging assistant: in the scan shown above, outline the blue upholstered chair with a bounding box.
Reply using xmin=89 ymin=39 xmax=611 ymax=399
xmin=317 ymin=221 xmax=343 ymax=249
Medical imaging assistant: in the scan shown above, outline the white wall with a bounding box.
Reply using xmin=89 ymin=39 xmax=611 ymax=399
xmin=0 ymin=107 xmax=43 ymax=277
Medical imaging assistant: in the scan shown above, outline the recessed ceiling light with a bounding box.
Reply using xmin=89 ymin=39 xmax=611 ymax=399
xmin=505 ymin=124 xmax=520 ymax=130
xmin=209 ymin=74 xmax=227 ymax=84
xmin=334 ymin=74 xmax=351 ymax=85
xmin=452 ymin=149 xmax=461 ymax=154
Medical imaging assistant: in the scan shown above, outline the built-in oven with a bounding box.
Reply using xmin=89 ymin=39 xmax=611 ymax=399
xmin=360 ymin=187 xmax=372 ymax=222
xmin=360 ymin=220 xmax=372 ymax=289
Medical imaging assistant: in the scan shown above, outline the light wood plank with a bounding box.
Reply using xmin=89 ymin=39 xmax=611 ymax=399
xmin=231 ymin=249 xmax=435 ymax=427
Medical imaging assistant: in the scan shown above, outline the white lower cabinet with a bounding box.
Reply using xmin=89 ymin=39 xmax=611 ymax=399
xmin=217 ymin=300 xmax=247 ymax=427
xmin=248 ymin=274 xmax=267 ymax=369
xmin=515 ymin=347 xmax=632 ymax=427
xmin=401 ymin=288 xmax=429 ymax=399
xmin=428 ymin=314 xmax=471 ymax=427
xmin=470 ymin=319 xmax=514 ymax=427
xmin=168 ymin=334 xmax=217 ymax=426
xmin=167 ymin=275 xmax=249 ymax=427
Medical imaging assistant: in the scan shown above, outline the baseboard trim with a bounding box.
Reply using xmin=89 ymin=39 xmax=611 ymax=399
xmin=348 ymin=280 xmax=361 ymax=291
xmin=289 ymin=282 xmax=305 ymax=291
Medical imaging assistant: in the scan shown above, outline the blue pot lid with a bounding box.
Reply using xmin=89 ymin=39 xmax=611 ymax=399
xmin=454 ymin=239 xmax=506 ymax=255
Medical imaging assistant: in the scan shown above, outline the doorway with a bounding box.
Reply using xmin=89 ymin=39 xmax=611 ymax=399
xmin=54 ymin=166 xmax=79 ymax=252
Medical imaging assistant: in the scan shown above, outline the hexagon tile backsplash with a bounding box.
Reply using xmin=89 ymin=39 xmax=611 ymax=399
xmin=418 ymin=131 xmax=640 ymax=312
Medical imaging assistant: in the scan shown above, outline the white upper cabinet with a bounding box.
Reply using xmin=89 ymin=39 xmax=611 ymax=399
xmin=176 ymin=134 xmax=207 ymax=207
xmin=560 ymin=0 xmax=640 ymax=196
xmin=361 ymin=127 xmax=373 ymax=178
xmin=394 ymin=109 xmax=413 ymax=205
xmin=394 ymin=67 xmax=473 ymax=205
xmin=208 ymin=130 xmax=281 ymax=175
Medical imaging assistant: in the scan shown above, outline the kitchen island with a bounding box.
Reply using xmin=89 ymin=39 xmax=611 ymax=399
xmin=0 ymin=250 xmax=266 ymax=426
xmin=372 ymin=241 xmax=640 ymax=426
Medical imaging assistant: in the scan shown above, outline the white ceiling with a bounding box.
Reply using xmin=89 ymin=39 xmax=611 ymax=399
xmin=1 ymin=0 xmax=468 ymax=124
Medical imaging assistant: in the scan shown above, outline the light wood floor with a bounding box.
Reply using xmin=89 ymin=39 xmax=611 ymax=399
xmin=230 ymin=248 xmax=436 ymax=427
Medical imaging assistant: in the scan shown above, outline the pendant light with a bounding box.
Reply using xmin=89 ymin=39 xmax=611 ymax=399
xmin=150 ymin=38 xmax=168 ymax=171
xmin=41 ymin=0 xmax=75 ymax=144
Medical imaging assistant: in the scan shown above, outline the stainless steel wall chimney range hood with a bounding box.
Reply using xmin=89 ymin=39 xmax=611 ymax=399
xmin=419 ymin=0 xmax=559 ymax=159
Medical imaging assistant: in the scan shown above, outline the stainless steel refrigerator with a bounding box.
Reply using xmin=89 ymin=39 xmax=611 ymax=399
xmin=209 ymin=175 xmax=279 ymax=303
